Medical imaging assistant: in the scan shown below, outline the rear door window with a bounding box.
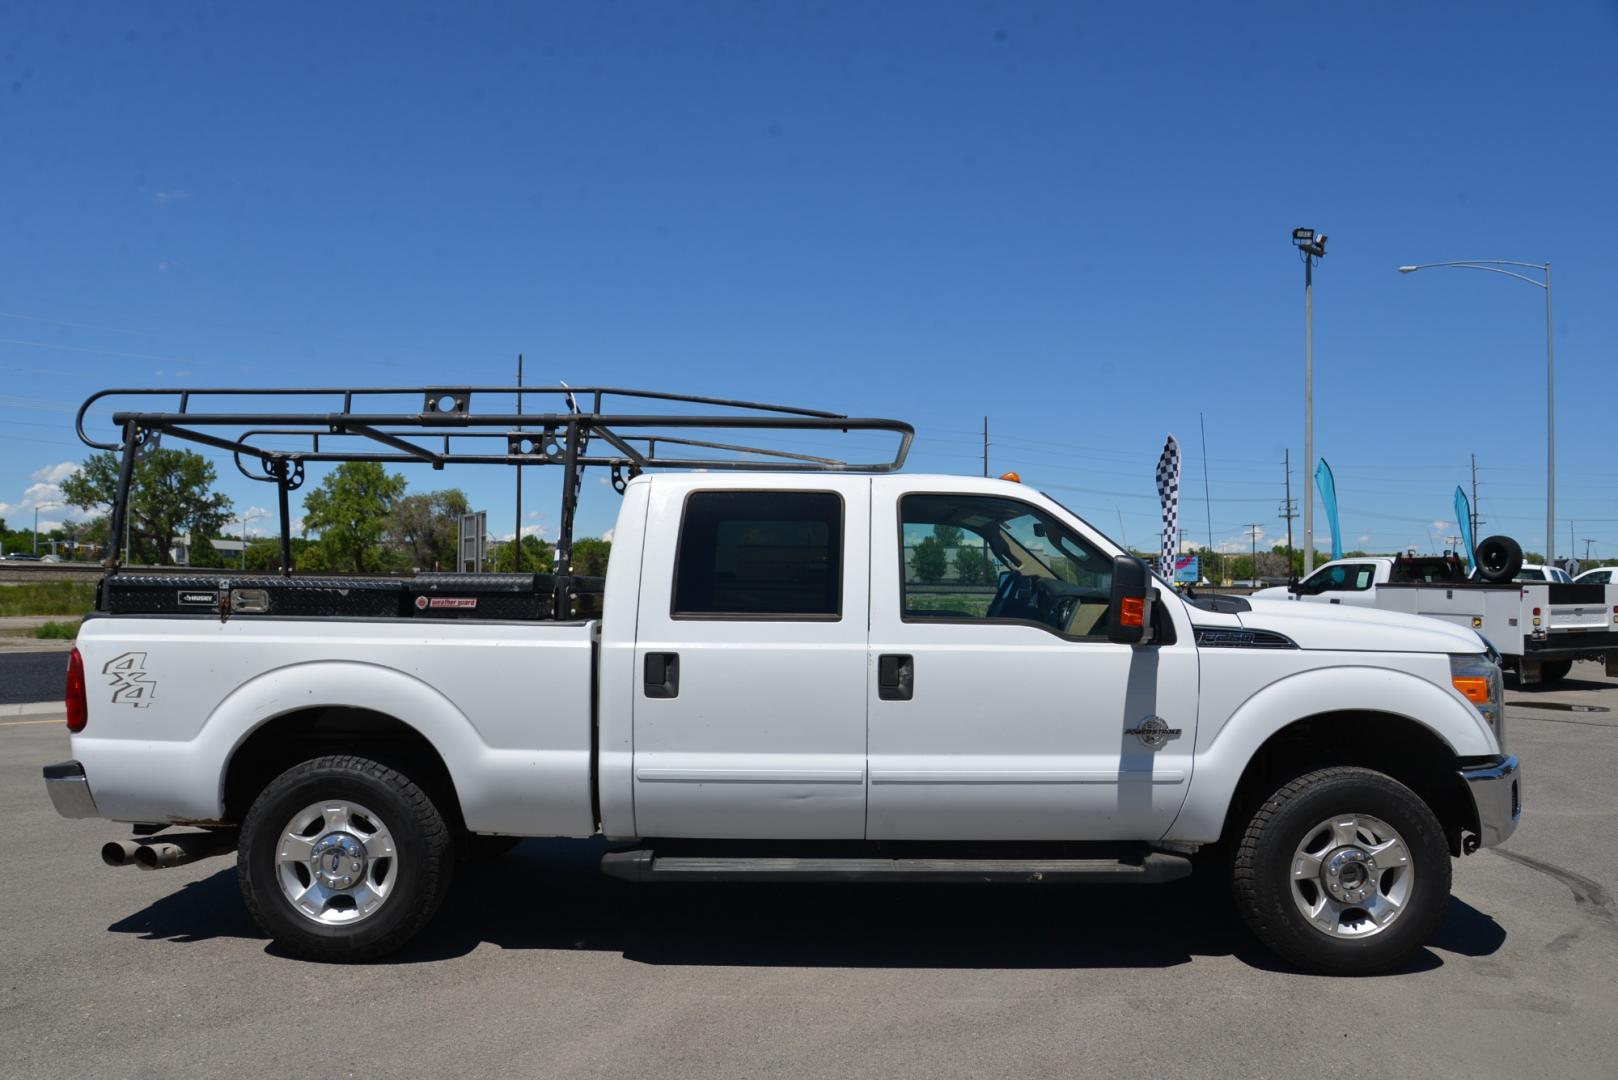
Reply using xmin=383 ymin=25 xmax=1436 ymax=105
xmin=672 ymin=491 xmax=843 ymax=618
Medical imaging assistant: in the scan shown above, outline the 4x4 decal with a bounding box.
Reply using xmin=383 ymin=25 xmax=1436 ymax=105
xmin=104 ymin=652 xmax=157 ymax=708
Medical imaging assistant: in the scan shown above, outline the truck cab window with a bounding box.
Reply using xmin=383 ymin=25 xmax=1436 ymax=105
xmin=673 ymin=491 xmax=843 ymax=618
xmin=899 ymin=493 xmax=1113 ymax=637
xmin=1300 ymin=564 xmax=1373 ymax=594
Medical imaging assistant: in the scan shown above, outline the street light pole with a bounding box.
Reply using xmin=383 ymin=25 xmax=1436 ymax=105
xmin=1292 ymin=228 xmax=1328 ymax=574
xmin=238 ymin=510 xmax=266 ymax=569
xmin=1397 ymin=259 xmax=1554 ymax=563
xmin=1304 ymin=254 xmax=1313 ymax=576
xmin=1544 ymin=264 xmax=1555 ymax=567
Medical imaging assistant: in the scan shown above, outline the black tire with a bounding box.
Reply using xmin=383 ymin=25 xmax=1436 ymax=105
xmin=461 ymin=834 xmax=524 ymax=863
xmin=1539 ymin=659 xmax=1574 ymax=683
xmin=1231 ymin=767 xmax=1451 ymax=975
xmin=238 ymin=754 xmax=454 ymax=962
xmin=1475 ymin=535 xmax=1523 ymax=583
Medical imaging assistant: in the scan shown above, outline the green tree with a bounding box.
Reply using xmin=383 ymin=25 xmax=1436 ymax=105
xmin=385 ymin=489 xmax=470 ymax=570
xmin=300 ymin=462 xmax=408 ymax=572
xmin=569 ymin=537 xmax=612 ymax=576
xmin=932 ymin=524 xmax=965 ymax=548
xmin=492 ymin=534 xmax=555 ymax=572
xmin=61 ymin=449 xmax=233 ymax=565
xmin=911 ymin=536 xmax=947 ymax=583
xmin=953 ymin=545 xmax=992 ymax=585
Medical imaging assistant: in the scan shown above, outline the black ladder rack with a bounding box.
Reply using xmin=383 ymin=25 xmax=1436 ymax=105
xmin=76 ymin=385 xmax=913 ymax=613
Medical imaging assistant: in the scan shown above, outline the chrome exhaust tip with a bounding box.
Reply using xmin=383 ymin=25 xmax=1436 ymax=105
xmin=131 ymin=831 xmax=238 ymax=870
xmin=101 ymin=840 xmax=144 ymax=867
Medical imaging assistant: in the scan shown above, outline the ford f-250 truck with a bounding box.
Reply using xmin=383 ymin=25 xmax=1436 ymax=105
xmin=43 ymin=386 xmax=1520 ymax=975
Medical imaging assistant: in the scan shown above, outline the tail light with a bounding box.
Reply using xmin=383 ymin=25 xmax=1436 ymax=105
xmin=65 ymin=647 xmax=87 ymax=733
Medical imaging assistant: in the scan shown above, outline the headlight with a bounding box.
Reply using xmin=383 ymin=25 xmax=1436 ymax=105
xmin=1451 ymin=652 xmax=1506 ymax=750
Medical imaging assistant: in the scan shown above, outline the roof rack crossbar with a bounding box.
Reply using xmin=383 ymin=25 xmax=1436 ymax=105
xmin=78 ymin=384 xmax=913 ymax=581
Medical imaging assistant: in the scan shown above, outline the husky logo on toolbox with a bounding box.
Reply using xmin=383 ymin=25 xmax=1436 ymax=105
xmin=103 ymin=652 xmax=158 ymax=708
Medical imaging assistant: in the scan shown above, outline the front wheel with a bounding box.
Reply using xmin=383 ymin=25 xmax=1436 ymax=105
xmin=1231 ymin=766 xmax=1451 ymax=975
xmin=238 ymin=754 xmax=455 ymax=961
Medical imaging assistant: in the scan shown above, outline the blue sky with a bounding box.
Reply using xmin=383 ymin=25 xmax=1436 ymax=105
xmin=3 ymin=2 xmax=1616 ymax=560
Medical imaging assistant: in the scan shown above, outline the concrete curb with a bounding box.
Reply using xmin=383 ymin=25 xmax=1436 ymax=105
xmin=1 ymin=701 xmax=64 ymax=718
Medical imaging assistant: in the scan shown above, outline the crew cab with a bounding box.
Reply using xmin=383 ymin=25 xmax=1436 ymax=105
xmin=43 ymin=386 xmax=1520 ymax=975
xmin=1254 ymin=551 xmax=1618 ymax=684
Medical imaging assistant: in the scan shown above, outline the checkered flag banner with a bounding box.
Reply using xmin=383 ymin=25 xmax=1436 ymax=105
xmin=1155 ymin=434 xmax=1180 ymax=578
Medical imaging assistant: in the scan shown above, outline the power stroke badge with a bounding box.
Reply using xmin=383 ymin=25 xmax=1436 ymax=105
xmin=1125 ymin=716 xmax=1181 ymax=748
xmin=104 ymin=652 xmax=157 ymax=708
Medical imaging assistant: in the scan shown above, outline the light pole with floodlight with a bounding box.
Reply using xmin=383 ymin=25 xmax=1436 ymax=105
xmin=237 ymin=509 xmax=268 ymax=569
xmin=33 ymin=502 xmax=61 ymax=557
xmin=1292 ymin=228 xmax=1328 ymax=574
xmin=1397 ymin=259 xmax=1554 ymax=564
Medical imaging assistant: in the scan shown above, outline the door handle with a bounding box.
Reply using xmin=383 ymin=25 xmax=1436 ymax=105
xmin=878 ymin=654 xmax=913 ymax=701
xmin=644 ymin=652 xmax=679 ymax=698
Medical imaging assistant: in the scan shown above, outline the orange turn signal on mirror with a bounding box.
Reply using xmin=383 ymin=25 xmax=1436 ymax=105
xmin=1120 ymin=597 xmax=1145 ymax=628
xmin=1452 ymin=675 xmax=1490 ymax=705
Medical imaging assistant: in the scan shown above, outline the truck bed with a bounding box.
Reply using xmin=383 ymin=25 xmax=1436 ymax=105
xmin=71 ymin=612 xmax=600 ymax=835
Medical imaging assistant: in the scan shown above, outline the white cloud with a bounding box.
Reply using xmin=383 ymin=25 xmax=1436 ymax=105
xmin=493 ymin=524 xmax=551 ymax=542
xmin=1215 ymin=526 xmax=1266 ymax=554
xmin=600 ymin=528 xmax=615 ymax=543
xmin=30 ymin=462 xmax=79 ymax=484
xmin=1432 ymin=520 xmax=1450 ymax=531
xmin=1 ymin=481 xmax=68 ymax=518
xmin=157 ymin=260 xmax=179 ymax=273
xmin=233 ymin=506 xmax=274 ymax=536
xmin=153 ymin=189 xmax=190 ymax=205
xmin=1357 ymin=534 xmax=1373 ymax=545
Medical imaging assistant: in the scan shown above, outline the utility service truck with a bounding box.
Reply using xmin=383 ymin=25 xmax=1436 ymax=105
xmin=44 ymin=386 xmax=1520 ymax=975
xmin=1253 ymin=544 xmax=1618 ymax=685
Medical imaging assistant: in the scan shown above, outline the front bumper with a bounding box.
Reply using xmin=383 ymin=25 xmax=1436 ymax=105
xmin=1460 ymin=755 xmax=1521 ymax=848
xmin=43 ymin=760 xmax=100 ymax=819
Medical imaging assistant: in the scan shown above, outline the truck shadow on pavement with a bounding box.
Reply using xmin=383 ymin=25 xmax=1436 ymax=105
xmin=107 ymin=838 xmax=1507 ymax=975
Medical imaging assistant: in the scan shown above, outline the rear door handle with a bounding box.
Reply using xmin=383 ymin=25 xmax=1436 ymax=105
xmin=644 ymin=652 xmax=679 ymax=698
xmin=878 ymin=654 xmax=913 ymax=701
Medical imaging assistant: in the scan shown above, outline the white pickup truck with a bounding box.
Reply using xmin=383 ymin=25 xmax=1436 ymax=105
xmin=1253 ymin=551 xmax=1618 ymax=684
xmin=44 ymin=386 xmax=1520 ymax=975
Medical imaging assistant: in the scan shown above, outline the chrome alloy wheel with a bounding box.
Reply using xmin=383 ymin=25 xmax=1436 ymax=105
xmin=1289 ymin=813 xmax=1413 ymax=938
xmin=274 ymin=800 xmax=398 ymax=926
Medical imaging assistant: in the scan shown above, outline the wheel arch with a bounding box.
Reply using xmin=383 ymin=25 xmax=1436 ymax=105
xmin=1169 ymin=665 xmax=1490 ymax=853
xmin=1215 ymin=711 xmax=1478 ymax=857
xmin=205 ymin=660 xmax=483 ymax=830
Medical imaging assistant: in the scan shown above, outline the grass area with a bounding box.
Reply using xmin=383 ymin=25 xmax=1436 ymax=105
xmin=0 ymin=582 xmax=97 ymax=616
xmin=904 ymin=591 xmax=995 ymax=619
xmin=32 ymin=620 xmax=81 ymax=640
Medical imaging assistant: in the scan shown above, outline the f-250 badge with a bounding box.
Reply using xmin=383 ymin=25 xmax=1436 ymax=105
xmin=1125 ymin=716 xmax=1181 ymax=748
xmin=104 ymin=652 xmax=157 ymax=708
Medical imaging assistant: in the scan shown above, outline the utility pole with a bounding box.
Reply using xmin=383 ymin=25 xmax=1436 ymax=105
xmin=982 ymin=417 xmax=989 ymax=478
xmin=1445 ymin=535 xmax=1461 ymax=554
xmin=514 ymin=354 xmax=524 ymax=572
xmin=1470 ymin=453 xmax=1482 ymax=540
xmin=1247 ymin=523 xmax=1263 ymax=586
xmin=1281 ymin=449 xmax=1297 ymax=582
xmin=1583 ymin=538 xmax=1595 ymax=563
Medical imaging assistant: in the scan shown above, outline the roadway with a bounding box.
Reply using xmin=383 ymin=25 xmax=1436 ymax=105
xmin=2 ymin=665 xmax=1616 ymax=1078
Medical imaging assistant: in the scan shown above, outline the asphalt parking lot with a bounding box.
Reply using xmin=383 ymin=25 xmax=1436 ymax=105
xmin=3 ymin=665 xmax=1616 ymax=1080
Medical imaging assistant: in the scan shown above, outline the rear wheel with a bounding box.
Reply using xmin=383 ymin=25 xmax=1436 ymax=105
xmin=1232 ymin=767 xmax=1450 ymax=975
xmin=238 ymin=754 xmax=454 ymax=961
xmin=1539 ymin=659 xmax=1573 ymax=683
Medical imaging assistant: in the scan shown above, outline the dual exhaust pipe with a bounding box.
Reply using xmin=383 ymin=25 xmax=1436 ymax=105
xmin=101 ymin=831 xmax=238 ymax=871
